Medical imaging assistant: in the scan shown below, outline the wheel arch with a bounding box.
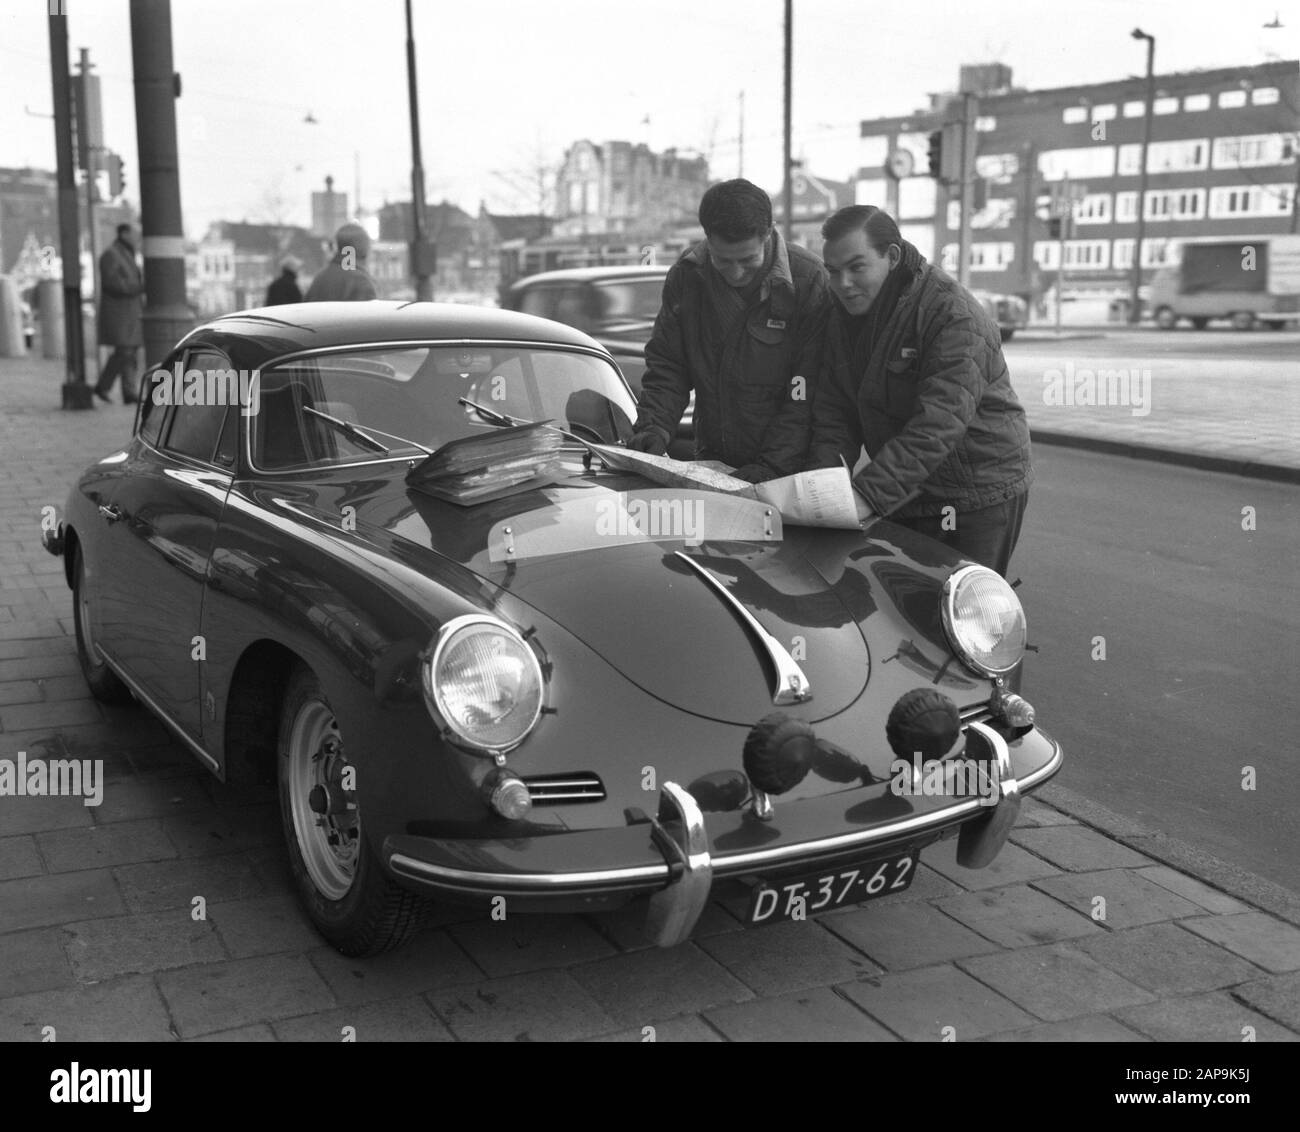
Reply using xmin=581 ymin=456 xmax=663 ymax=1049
xmin=222 ymin=638 xmax=306 ymax=786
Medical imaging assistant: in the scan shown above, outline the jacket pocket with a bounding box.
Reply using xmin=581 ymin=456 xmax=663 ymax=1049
xmin=883 ymin=355 xmax=920 ymax=418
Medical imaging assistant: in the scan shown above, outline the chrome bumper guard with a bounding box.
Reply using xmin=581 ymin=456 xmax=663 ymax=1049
xmin=955 ymin=720 xmax=1022 ymax=868
xmin=643 ymin=782 xmax=712 ymax=948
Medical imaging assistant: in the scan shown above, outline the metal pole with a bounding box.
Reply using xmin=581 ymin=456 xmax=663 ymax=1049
xmin=957 ymin=92 xmax=977 ymax=288
xmin=405 ymin=0 xmax=432 ymax=300
xmin=48 ymin=9 xmax=90 ymax=406
xmin=738 ymin=90 xmax=745 ymax=179
xmin=78 ymin=51 xmax=99 ymax=321
xmin=129 ymin=0 xmax=192 ymax=367
xmin=1056 ymin=174 xmax=1068 ymax=336
xmin=1130 ymin=31 xmax=1155 ymax=323
xmin=1020 ymin=140 xmax=1036 ymax=310
xmin=782 ymin=0 xmax=792 ymax=244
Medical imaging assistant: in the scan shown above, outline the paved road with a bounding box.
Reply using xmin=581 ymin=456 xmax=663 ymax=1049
xmin=1014 ymin=443 xmax=1298 ymax=892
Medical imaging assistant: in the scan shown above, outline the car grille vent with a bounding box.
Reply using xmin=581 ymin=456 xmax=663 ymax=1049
xmin=522 ymin=772 xmax=606 ymax=804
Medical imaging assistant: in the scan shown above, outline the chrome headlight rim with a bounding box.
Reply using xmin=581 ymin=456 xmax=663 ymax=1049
xmin=940 ymin=564 xmax=1027 ymax=677
xmin=422 ymin=614 xmax=544 ymax=757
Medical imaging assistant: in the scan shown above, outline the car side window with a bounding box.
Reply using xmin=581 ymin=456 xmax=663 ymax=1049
xmin=518 ymin=286 xmax=559 ymax=320
xmin=160 ymin=349 xmax=235 ymax=466
xmin=137 ymin=370 xmax=167 ymax=447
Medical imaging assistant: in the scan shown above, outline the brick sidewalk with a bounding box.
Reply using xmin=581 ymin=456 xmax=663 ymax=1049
xmin=0 ymin=354 xmax=1296 ymax=1041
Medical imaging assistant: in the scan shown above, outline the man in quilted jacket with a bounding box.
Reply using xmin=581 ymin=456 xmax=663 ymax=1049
xmin=628 ymin=179 xmax=830 ymax=482
xmin=808 ymin=205 xmax=1031 ymax=576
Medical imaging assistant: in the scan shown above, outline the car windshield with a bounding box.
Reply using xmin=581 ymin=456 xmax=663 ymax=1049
xmin=594 ymin=278 xmax=664 ymax=325
xmin=250 ymin=344 xmax=636 ymax=472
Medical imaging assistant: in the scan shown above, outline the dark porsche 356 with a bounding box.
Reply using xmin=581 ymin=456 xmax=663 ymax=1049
xmin=45 ymin=301 xmax=1062 ymax=956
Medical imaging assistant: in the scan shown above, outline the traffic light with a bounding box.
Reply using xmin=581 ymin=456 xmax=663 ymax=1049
xmin=105 ymin=153 xmax=125 ymax=199
xmin=1047 ymin=217 xmax=1062 ymax=240
xmin=928 ymin=130 xmax=943 ymax=178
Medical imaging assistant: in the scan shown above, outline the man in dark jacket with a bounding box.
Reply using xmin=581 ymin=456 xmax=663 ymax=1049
xmin=94 ymin=223 xmax=144 ymax=404
xmin=265 ymin=256 xmax=303 ymax=305
xmin=628 ymin=179 xmax=829 ymax=481
xmin=809 ymin=205 xmax=1031 ymax=576
xmin=304 ymin=223 xmax=377 ymax=301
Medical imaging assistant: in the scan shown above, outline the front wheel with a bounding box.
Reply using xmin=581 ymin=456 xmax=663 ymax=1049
xmin=72 ymin=545 xmax=132 ymax=704
xmin=999 ymin=327 xmax=1014 ymax=342
xmin=1154 ymin=306 xmax=1177 ymax=330
xmin=1230 ymin=311 xmax=1256 ymax=331
xmin=277 ymin=666 xmax=427 ymax=955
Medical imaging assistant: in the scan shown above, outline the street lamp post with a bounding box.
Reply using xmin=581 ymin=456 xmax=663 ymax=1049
xmin=1130 ymin=27 xmax=1155 ymax=325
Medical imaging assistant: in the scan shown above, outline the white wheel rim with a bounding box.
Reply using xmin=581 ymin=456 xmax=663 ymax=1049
xmin=286 ymin=700 xmax=359 ymax=900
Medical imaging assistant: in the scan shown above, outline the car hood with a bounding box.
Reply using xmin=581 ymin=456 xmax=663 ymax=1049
xmin=294 ymin=467 xmax=889 ymax=725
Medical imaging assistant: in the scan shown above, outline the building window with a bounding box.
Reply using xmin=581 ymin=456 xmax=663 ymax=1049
xmin=1251 ymin=86 xmax=1280 ymax=105
xmin=1213 ymin=134 xmax=1295 ymax=169
xmin=1218 ymin=89 xmax=1248 ymax=109
xmin=1123 ymin=100 xmax=1146 ymax=117
xmin=1074 ymin=193 xmax=1112 ymax=224
xmin=1112 ymin=239 xmax=1133 ymax=269
xmin=1118 ymin=144 xmax=1142 ymax=175
xmin=1038 ymin=146 xmax=1117 ymax=181
xmin=975 ymin=153 xmax=1020 ymax=181
xmin=1148 ymin=139 xmax=1208 ymax=172
xmin=1208 ymin=183 xmax=1296 ymax=218
xmin=1115 ymin=191 xmax=1138 ymax=222
xmin=940 ymin=244 xmax=958 ymax=273
xmin=1141 ymin=239 xmax=1173 ymax=267
xmin=1143 ymin=189 xmax=1205 ymax=221
xmin=1064 ymin=240 xmax=1110 ymax=269
xmin=969 ymin=242 xmax=1015 ymax=271
xmin=947 ymin=200 xmax=961 ymax=230
xmin=1062 ymin=106 xmax=1088 ymax=124
xmin=1092 ymin=103 xmax=1117 ymax=122
xmin=1033 ymin=241 xmax=1060 ymax=270
xmin=1184 ymin=93 xmax=1211 ymax=112
xmin=975 ymin=116 xmax=997 ymax=132
xmin=1154 ymin=97 xmax=1180 ymax=115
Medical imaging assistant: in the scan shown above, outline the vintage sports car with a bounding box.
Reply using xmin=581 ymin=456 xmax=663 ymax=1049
xmin=46 ymin=301 xmax=1062 ymax=956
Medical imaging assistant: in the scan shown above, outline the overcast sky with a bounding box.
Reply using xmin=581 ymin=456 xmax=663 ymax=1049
xmin=2 ymin=0 xmax=1297 ymax=237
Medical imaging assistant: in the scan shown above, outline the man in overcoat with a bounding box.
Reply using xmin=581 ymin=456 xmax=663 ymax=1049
xmin=95 ymin=223 xmax=144 ymax=404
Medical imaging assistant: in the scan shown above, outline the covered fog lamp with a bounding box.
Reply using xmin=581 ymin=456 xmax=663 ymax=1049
xmin=743 ymin=712 xmax=815 ymax=796
xmin=997 ymin=692 xmax=1035 ymax=728
xmin=887 ymin=689 xmax=963 ymax=761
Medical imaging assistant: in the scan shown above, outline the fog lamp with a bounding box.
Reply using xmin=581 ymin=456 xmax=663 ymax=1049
xmin=743 ymin=712 xmax=814 ymax=795
xmin=887 ymin=689 xmax=963 ymax=760
xmin=485 ymin=769 xmax=532 ymax=820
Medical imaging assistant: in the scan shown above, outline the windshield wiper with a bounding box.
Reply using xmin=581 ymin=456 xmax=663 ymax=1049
xmin=457 ymin=396 xmax=606 ymax=446
xmin=302 ymin=407 xmax=432 ymax=456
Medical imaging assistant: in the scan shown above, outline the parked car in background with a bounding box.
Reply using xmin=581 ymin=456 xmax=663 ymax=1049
xmin=970 ymin=290 xmax=1028 ymax=341
xmin=502 ymin=265 xmax=694 ymax=456
xmin=46 ymin=300 xmax=1062 ymax=957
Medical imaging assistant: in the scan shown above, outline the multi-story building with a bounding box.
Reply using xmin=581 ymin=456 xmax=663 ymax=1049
xmin=553 ymin=140 xmax=709 ymax=239
xmin=856 ymin=59 xmax=1299 ymax=320
xmin=770 ymin=169 xmax=854 ymax=253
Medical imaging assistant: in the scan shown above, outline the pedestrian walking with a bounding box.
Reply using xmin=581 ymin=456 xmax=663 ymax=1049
xmin=304 ymin=224 xmax=377 ymax=302
xmin=265 ymin=255 xmax=304 ymax=305
xmin=627 ymin=179 xmax=830 ymax=482
xmin=809 ymin=205 xmax=1032 ymax=576
xmin=95 ymin=223 xmax=144 ymax=404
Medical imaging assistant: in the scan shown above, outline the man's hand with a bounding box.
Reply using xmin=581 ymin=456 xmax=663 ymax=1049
xmin=627 ymin=430 xmax=669 ymax=456
xmin=729 ymin=463 xmax=770 ymax=483
xmin=853 ymin=489 xmax=876 ymax=526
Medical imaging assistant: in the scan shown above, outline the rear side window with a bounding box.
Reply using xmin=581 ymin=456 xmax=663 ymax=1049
xmin=159 ymin=349 xmax=238 ymax=465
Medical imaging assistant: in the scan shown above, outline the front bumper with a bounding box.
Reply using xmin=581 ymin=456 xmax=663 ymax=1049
xmin=384 ymin=721 xmax=1063 ymax=946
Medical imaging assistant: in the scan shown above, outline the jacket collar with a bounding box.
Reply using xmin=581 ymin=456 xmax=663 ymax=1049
xmin=684 ymin=229 xmax=796 ymax=318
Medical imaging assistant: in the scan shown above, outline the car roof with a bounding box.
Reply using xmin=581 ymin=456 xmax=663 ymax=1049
xmin=509 ymin=265 xmax=671 ymax=288
xmin=176 ymin=300 xmax=606 ymax=366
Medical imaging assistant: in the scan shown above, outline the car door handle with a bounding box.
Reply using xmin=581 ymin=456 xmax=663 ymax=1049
xmin=98 ymin=504 xmax=125 ymax=523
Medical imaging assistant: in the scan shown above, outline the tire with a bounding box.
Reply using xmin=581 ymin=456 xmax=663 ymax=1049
xmin=999 ymin=327 xmax=1014 ymax=342
xmin=1230 ymin=311 xmax=1255 ymax=331
xmin=72 ymin=546 xmax=132 ymax=704
xmin=1266 ymin=320 xmax=1287 ymax=331
xmin=1190 ymin=317 xmax=1209 ymax=330
xmin=1154 ymin=307 xmax=1177 ymax=330
xmin=277 ymin=665 xmax=427 ymax=956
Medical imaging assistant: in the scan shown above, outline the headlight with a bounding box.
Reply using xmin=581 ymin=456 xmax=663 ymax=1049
xmin=941 ymin=565 xmax=1027 ymax=676
xmin=423 ymin=615 xmax=544 ymax=754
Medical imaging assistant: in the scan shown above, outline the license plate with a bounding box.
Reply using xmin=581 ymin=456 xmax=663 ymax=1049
xmin=745 ymin=851 xmax=917 ymax=925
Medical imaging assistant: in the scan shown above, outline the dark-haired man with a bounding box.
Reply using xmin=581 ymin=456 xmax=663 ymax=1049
xmin=628 ymin=179 xmax=829 ymax=482
xmin=809 ymin=204 xmax=1031 ymax=576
